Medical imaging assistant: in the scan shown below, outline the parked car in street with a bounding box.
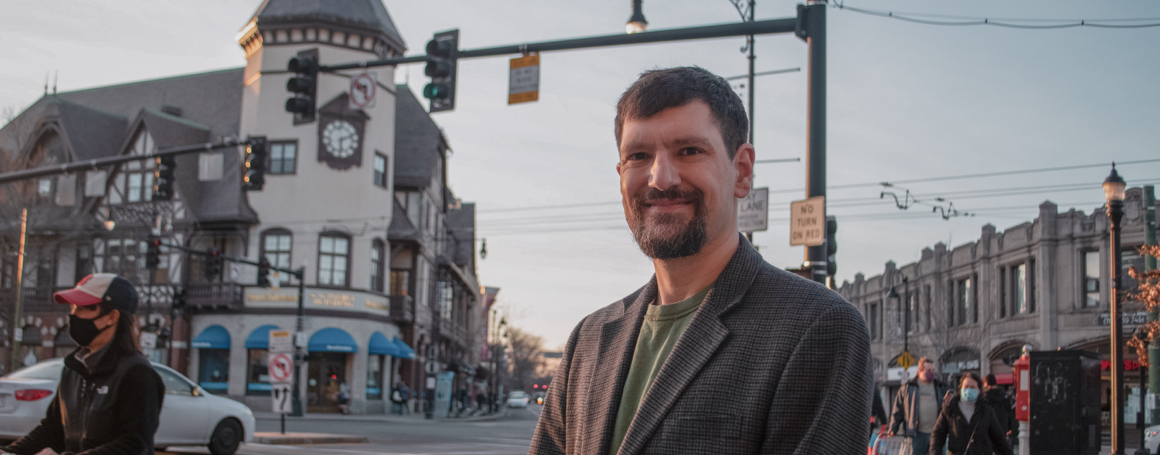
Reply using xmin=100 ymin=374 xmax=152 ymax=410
xmin=1147 ymin=424 xmax=1160 ymax=454
xmin=0 ymin=358 xmax=255 ymax=455
xmin=507 ymin=390 xmax=530 ymax=408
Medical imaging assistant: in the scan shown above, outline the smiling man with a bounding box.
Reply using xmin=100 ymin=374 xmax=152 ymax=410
xmin=528 ymin=67 xmax=872 ymax=455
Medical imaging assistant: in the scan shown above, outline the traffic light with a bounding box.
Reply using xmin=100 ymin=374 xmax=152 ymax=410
xmin=152 ymin=156 xmax=176 ymax=200
xmin=146 ymin=237 xmax=162 ymax=270
xmin=244 ymin=136 xmax=268 ymax=191
xmin=423 ymin=29 xmax=459 ymax=113
xmin=285 ymin=50 xmax=319 ymax=123
xmin=257 ymin=257 xmax=271 ymax=288
xmin=825 ymin=216 xmax=837 ymax=277
xmin=204 ymin=249 xmax=222 ymax=281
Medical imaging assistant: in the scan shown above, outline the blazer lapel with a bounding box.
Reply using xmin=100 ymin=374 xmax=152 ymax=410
xmin=617 ymin=236 xmax=762 ymax=455
xmin=588 ymin=278 xmax=655 ymax=455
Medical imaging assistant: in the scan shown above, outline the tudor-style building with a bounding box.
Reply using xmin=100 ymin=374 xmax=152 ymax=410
xmin=840 ymin=188 xmax=1156 ymax=425
xmin=0 ymin=0 xmax=483 ymax=415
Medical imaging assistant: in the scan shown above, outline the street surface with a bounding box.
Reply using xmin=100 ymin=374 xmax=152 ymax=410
xmin=161 ymin=405 xmax=541 ymax=455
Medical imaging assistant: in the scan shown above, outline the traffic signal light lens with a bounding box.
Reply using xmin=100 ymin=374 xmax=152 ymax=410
xmin=423 ymin=83 xmax=450 ymax=100
xmin=426 ymin=39 xmax=453 ymax=57
xmin=285 ymin=98 xmax=312 ymax=114
xmin=425 ymin=61 xmax=452 ymax=78
xmin=286 ymin=77 xmax=314 ymax=93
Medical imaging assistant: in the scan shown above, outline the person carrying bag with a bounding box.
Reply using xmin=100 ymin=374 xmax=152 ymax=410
xmin=930 ymin=372 xmax=1013 ymax=455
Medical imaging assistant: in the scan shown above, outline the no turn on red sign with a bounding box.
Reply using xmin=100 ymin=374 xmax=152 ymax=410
xmin=790 ymin=196 xmax=825 ymax=247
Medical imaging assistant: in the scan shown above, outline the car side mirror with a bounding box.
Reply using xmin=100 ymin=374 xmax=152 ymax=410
xmin=192 ymin=387 xmax=203 ymax=397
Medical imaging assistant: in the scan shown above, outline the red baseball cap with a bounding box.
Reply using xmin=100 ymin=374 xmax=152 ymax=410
xmin=53 ymin=273 xmax=139 ymax=314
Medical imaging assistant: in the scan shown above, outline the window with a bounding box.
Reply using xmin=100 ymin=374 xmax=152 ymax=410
xmin=395 ymin=191 xmax=423 ymax=228
xmin=1084 ymin=251 xmax=1100 ymax=307
xmin=1028 ymin=258 xmax=1037 ymax=313
xmin=1013 ymin=264 xmax=1028 ymax=315
xmin=317 ymin=234 xmax=350 ymax=286
xmin=197 ymin=349 xmax=230 ymax=394
xmin=93 ymin=237 xmax=169 ymax=284
xmin=438 ymin=281 xmax=454 ymax=321
xmin=1123 ymin=247 xmax=1145 ymax=297
xmin=37 ymin=178 xmax=52 ymax=199
xmin=924 ymin=285 xmax=932 ymax=331
xmin=247 ymin=349 xmax=272 ymax=396
xmin=75 ymin=244 xmax=92 ymax=283
xmin=869 ymin=302 xmax=881 ymax=340
xmin=112 ymin=131 xmax=157 ymax=204
xmin=157 ymin=368 xmax=195 ymax=396
xmin=390 ymin=269 xmax=410 ymax=296
xmin=261 ymin=229 xmax=292 ymax=284
xmin=972 ymin=274 xmax=979 ymax=323
xmin=957 ymin=278 xmax=971 ymax=326
xmin=908 ymin=293 xmax=917 ymax=334
xmin=270 ymin=141 xmax=297 ymax=175
xmin=373 ymin=153 xmax=388 ymax=188
xmin=999 ymin=266 xmax=1007 ymax=318
xmin=367 ymin=354 xmax=383 ymax=400
xmin=371 ymin=240 xmax=385 ymax=292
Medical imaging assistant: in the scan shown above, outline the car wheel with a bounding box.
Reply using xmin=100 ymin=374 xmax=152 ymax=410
xmin=208 ymin=418 xmax=243 ymax=455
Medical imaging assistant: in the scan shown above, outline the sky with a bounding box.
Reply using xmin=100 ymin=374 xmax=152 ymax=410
xmin=2 ymin=0 xmax=1159 ymax=349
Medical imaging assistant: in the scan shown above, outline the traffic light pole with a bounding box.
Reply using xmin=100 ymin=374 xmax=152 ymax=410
xmin=800 ymin=4 xmax=827 ymax=284
xmin=0 ymin=138 xmax=261 ymax=186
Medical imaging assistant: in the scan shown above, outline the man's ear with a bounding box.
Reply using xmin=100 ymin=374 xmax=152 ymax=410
xmin=103 ymin=309 xmax=120 ymax=329
xmin=733 ymin=144 xmax=755 ymax=199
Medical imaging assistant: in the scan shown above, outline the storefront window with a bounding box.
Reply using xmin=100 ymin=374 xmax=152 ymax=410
xmin=367 ymin=354 xmax=383 ymax=400
xmin=247 ymin=349 xmax=272 ymax=396
xmin=198 ymin=349 xmax=230 ymax=394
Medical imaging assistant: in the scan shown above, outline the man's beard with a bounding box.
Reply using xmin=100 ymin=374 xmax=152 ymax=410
xmin=627 ymin=187 xmax=709 ymax=259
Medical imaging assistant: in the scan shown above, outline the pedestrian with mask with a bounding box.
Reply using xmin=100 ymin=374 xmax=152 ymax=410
xmin=980 ymin=374 xmax=1017 ymax=451
xmin=1 ymin=274 xmax=164 ymax=455
xmin=930 ymin=372 xmax=1014 ymax=455
xmin=890 ymin=358 xmax=953 ymax=455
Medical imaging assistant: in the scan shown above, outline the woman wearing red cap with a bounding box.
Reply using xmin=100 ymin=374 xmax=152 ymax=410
xmin=1 ymin=273 xmax=164 ymax=455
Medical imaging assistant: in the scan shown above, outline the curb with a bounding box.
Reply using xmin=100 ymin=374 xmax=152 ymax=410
xmin=254 ymin=432 xmax=369 ymax=445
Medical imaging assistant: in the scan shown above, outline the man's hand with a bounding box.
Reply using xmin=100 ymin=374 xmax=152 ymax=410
xmin=36 ymin=448 xmax=60 ymax=455
xmin=887 ymin=430 xmax=895 ymax=437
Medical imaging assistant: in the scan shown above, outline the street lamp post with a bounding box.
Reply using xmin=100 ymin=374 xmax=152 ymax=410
xmin=1105 ymin=163 xmax=1127 ymax=455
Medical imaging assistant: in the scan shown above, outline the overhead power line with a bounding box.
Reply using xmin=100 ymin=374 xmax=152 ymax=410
xmin=834 ymin=5 xmax=1160 ymax=29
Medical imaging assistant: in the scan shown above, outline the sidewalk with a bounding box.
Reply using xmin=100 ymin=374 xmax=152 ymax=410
xmin=253 ymin=407 xmax=510 ymax=424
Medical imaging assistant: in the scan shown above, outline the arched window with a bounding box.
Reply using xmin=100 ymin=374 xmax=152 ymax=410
xmin=317 ymin=233 xmax=351 ymax=287
xmin=261 ymin=228 xmax=293 ymax=284
xmin=371 ymin=239 xmax=385 ymax=292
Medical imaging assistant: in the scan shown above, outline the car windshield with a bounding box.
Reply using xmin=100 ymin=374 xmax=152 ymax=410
xmin=5 ymin=360 xmax=64 ymax=380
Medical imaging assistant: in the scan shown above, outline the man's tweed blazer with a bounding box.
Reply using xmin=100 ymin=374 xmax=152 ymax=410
xmin=529 ymin=236 xmax=873 ymax=455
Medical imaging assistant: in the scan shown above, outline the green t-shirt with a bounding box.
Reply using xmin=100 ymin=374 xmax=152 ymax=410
xmin=608 ymin=285 xmax=712 ymax=455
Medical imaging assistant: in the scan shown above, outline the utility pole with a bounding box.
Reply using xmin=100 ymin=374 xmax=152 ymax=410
xmin=8 ymin=208 xmax=27 ymax=374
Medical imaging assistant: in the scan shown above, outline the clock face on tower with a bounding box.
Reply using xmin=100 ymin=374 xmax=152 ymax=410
xmin=322 ymin=120 xmax=359 ymax=159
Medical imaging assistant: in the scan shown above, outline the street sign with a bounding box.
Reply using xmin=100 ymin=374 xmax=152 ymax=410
xmin=508 ymin=54 xmax=540 ymax=104
xmin=897 ymin=351 xmax=916 ymax=370
xmin=268 ymin=353 xmax=294 ymax=383
xmin=737 ymin=187 xmax=769 ymax=233
xmin=349 ymin=72 xmax=377 ymax=109
xmin=271 ymin=383 xmax=292 ymax=414
xmin=790 ymin=196 xmax=825 ymax=246
xmin=269 ymin=330 xmax=293 ymax=354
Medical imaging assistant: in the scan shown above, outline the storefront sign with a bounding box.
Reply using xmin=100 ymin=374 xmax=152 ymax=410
xmin=1098 ymin=311 xmax=1149 ymax=326
xmin=245 ymin=287 xmax=391 ymax=317
xmin=940 ymin=359 xmax=981 ymax=374
xmin=1102 ymin=360 xmax=1142 ymax=371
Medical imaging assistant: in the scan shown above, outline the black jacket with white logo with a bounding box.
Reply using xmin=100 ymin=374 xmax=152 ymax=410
xmin=3 ymin=346 xmax=164 ymax=455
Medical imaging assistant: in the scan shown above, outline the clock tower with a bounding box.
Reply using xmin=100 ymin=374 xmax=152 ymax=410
xmin=317 ymin=94 xmax=369 ymax=170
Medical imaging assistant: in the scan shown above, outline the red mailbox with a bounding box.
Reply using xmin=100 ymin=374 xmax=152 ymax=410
xmin=1014 ymin=346 xmax=1031 ymax=422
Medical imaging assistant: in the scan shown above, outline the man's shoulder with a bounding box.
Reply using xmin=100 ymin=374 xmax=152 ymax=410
xmin=741 ymin=261 xmax=858 ymax=319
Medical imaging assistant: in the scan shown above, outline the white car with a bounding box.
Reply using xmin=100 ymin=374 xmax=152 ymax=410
xmin=1147 ymin=425 xmax=1160 ymax=454
xmin=0 ymin=358 xmax=255 ymax=455
xmin=507 ymin=391 xmax=530 ymax=408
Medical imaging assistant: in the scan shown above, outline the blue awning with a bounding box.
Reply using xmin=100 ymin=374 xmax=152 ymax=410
xmin=308 ymin=328 xmax=358 ymax=353
xmin=191 ymin=325 xmax=230 ymax=349
xmin=369 ymin=332 xmax=400 ymax=356
xmin=245 ymin=325 xmax=281 ymax=349
xmin=392 ymin=337 xmax=416 ymax=359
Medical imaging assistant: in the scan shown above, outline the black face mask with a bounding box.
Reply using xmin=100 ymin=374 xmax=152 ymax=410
xmin=69 ymin=313 xmax=112 ymax=347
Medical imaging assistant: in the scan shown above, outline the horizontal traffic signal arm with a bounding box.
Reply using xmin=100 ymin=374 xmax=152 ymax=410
xmin=0 ymin=137 xmax=263 ymax=185
xmin=151 ymin=240 xmax=304 ymax=279
xmin=317 ymin=17 xmax=798 ymax=72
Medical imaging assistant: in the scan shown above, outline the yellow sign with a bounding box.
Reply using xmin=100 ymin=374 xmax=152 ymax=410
xmin=897 ymin=351 xmax=916 ymax=370
xmin=508 ymin=54 xmax=540 ymax=104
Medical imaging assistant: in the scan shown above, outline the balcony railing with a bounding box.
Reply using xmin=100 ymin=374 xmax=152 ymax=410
xmin=185 ymin=282 xmax=244 ymax=310
xmin=389 ymin=295 xmax=414 ymax=325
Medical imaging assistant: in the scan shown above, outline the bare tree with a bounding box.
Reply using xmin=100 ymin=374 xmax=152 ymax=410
xmin=506 ymin=326 xmax=546 ymax=392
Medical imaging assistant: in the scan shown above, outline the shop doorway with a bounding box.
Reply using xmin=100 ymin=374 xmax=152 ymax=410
xmin=307 ymin=352 xmax=348 ymax=413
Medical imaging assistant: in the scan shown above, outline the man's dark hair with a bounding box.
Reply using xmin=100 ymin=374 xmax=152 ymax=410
xmin=615 ymin=66 xmax=749 ymax=159
xmin=984 ymin=373 xmax=998 ymax=387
